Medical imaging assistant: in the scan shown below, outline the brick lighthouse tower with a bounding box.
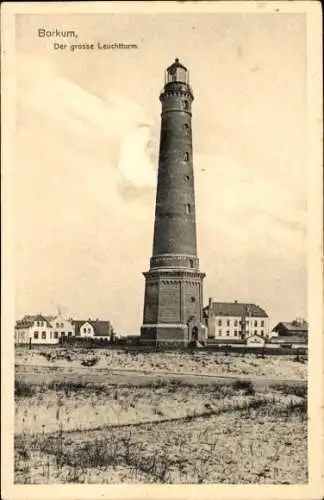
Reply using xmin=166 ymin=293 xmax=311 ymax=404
xmin=140 ymin=59 xmax=206 ymax=345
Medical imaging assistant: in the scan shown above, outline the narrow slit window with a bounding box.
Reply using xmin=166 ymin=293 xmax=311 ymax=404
xmin=183 ymin=100 xmax=189 ymax=110
xmin=185 ymin=204 xmax=191 ymax=214
xmin=184 ymin=152 xmax=189 ymax=161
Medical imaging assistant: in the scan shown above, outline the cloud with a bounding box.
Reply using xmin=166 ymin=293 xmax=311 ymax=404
xmin=16 ymin=54 xmax=157 ymax=209
xmin=118 ymin=125 xmax=157 ymax=188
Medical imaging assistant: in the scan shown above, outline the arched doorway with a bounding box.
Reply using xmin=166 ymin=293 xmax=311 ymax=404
xmin=192 ymin=326 xmax=198 ymax=342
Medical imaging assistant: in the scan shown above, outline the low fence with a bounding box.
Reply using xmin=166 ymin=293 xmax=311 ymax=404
xmin=105 ymin=342 xmax=307 ymax=357
xmin=15 ymin=338 xmax=307 ymax=357
xmin=201 ymin=344 xmax=307 ymax=356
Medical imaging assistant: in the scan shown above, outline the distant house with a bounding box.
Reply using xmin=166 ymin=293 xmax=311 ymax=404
xmin=15 ymin=314 xmax=113 ymax=345
xmin=272 ymin=319 xmax=308 ymax=337
xmin=15 ymin=314 xmax=55 ymax=344
xmin=203 ymin=299 xmax=269 ymax=340
xmin=72 ymin=319 xmax=114 ymax=339
xmin=246 ymin=334 xmax=266 ymax=347
xmin=49 ymin=315 xmax=75 ymax=341
xmin=270 ymin=319 xmax=308 ymax=347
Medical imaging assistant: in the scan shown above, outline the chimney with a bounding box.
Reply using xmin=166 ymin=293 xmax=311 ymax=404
xmin=208 ymin=297 xmax=213 ymax=308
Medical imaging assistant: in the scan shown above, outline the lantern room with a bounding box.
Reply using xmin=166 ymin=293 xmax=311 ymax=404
xmin=165 ymin=58 xmax=189 ymax=85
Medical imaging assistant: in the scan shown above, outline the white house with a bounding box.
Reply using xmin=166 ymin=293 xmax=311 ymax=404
xmin=15 ymin=314 xmax=55 ymax=344
xmin=72 ymin=319 xmax=113 ymax=339
xmin=49 ymin=315 xmax=75 ymax=340
xmin=15 ymin=315 xmax=115 ymax=345
xmin=246 ymin=334 xmax=266 ymax=347
xmin=203 ymin=299 xmax=269 ymax=341
xmin=15 ymin=314 xmax=76 ymax=345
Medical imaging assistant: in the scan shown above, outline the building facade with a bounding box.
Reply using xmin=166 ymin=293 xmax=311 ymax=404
xmin=203 ymin=300 xmax=269 ymax=341
xmin=271 ymin=319 xmax=308 ymax=337
xmin=141 ymin=59 xmax=206 ymax=345
xmin=73 ymin=319 xmax=113 ymax=339
xmin=15 ymin=314 xmax=56 ymax=344
xmin=15 ymin=315 xmax=113 ymax=344
xmin=50 ymin=315 xmax=75 ymax=340
xmin=270 ymin=319 xmax=308 ymax=346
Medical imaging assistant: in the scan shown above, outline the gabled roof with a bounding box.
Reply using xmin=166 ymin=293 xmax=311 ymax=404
xmin=204 ymin=302 xmax=268 ymax=318
xmin=45 ymin=315 xmax=57 ymax=322
xmin=15 ymin=314 xmax=53 ymax=329
xmin=72 ymin=319 xmax=112 ymax=337
xmin=273 ymin=321 xmax=308 ymax=334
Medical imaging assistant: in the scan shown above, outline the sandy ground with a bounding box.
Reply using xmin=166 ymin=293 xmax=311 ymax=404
xmin=16 ymin=376 xmax=302 ymax=435
xmin=16 ymin=411 xmax=307 ymax=484
xmin=14 ymin=347 xmax=307 ymax=484
xmin=15 ymin=347 xmax=307 ymax=379
xmin=15 ymin=365 xmax=307 ymax=484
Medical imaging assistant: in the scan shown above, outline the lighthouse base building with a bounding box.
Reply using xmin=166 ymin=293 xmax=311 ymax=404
xmin=141 ymin=267 xmax=207 ymax=345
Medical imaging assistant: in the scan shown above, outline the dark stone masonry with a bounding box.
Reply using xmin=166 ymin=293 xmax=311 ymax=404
xmin=141 ymin=59 xmax=206 ymax=345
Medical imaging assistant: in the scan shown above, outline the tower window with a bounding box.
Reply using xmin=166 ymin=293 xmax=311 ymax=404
xmin=185 ymin=204 xmax=191 ymax=214
xmin=183 ymin=123 xmax=189 ymax=129
xmin=184 ymin=175 xmax=190 ymax=181
xmin=184 ymin=152 xmax=189 ymax=161
xmin=189 ymin=259 xmax=194 ymax=268
xmin=183 ymin=100 xmax=189 ymax=110
xmin=190 ymin=296 xmax=196 ymax=303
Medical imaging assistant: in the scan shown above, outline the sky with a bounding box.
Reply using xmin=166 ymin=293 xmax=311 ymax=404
xmin=13 ymin=12 xmax=307 ymax=332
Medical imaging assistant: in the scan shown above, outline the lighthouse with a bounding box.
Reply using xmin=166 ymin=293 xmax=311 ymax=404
xmin=140 ymin=59 xmax=206 ymax=345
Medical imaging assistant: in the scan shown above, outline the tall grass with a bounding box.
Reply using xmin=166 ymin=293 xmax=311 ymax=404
xmin=231 ymin=379 xmax=255 ymax=395
xmin=19 ymin=388 xmax=306 ymax=484
xmin=14 ymin=379 xmax=108 ymax=397
xmin=269 ymin=383 xmax=307 ymax=399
